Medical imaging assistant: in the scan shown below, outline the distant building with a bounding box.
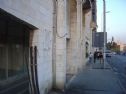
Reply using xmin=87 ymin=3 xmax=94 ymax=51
xmin=123 ymin=44 xmax=126 ymax=51
xmin=117 ymin=41 xmax=125 ymax=51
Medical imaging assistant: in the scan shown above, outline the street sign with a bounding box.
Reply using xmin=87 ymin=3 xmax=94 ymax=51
xmin=92 ymin=32 xmax=107 ymax=48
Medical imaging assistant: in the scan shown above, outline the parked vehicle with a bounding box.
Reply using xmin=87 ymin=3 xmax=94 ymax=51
xmin=112 ymin=52 xmax=116 ymax=55
xmin=105 ymin=50 xmax=112 ymax=57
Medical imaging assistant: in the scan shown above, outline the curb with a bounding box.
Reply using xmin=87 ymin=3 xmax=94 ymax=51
xmin=65 ymin=75 xmax=76 ymax=89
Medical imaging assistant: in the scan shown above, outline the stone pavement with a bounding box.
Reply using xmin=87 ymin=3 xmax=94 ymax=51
xmin=49 ymin=59 xmax=125 ymax=94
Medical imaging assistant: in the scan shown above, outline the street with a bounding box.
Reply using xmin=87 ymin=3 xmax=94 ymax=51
xmin=107 ymin=55 xmax=126 ymax=91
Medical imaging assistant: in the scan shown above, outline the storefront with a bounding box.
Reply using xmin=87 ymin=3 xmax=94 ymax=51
xmin=0 ymin=9 xmax=31 ymax=94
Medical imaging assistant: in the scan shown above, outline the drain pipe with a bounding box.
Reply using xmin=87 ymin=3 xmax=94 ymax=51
xmin=29 ymin=46 xmax=40 ymax=94
xmin=34 ymin=46 xmax=40 ymax=94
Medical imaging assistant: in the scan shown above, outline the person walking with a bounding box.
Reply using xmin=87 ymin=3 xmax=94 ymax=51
xmin=93 ymin=50 xmax=98 ymax=63
xmin=99 ymin=51 xmax=103 ymax=63
xmin=89 ymin=52 xmax=92 ymax=63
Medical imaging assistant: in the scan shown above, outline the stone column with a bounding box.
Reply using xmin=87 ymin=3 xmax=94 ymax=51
xmin=55 ymin=0 xmax=66 ymax=89
xmin=76 ymin=0 xmax=83 ymax=70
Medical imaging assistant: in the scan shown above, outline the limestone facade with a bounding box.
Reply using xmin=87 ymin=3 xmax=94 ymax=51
xmin=0 ymin=0 xmax=96 ymax=94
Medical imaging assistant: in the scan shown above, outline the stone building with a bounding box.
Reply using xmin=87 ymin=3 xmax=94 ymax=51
xmin=0 ymin=0 xmax=97 ymax=94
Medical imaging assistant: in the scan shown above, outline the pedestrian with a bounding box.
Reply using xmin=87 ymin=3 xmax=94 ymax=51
xmin=94 ymin=49 xmax=98 ymax=63
xmin=97 ymin=52 xmax=100 ymax=60
xmin=99 ymin=51 xmax=103 ymax=63
xmin=89 ymin=52 xmax=92 ymax=63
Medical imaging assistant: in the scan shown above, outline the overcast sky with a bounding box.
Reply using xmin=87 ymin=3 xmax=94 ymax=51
xmin=97 ymin=0 xmax=126 ymax=44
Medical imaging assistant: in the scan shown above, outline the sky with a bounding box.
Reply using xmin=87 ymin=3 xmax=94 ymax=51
xmin=97 ymin=0 xmax=126 ymax=44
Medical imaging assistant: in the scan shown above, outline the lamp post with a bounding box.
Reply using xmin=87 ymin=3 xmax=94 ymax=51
xmin=103 ymin=0 xmax=106 ymax=65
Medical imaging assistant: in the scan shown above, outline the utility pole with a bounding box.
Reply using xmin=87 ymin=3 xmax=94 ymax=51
xmin=103 ymin=0 xmax=106 ymax=65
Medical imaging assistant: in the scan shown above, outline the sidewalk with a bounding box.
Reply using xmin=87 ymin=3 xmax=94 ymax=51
xmin=49 ymin=60 xmax=125 ymax=94
xmin=65 ymin=60 xmax=125 ymax=94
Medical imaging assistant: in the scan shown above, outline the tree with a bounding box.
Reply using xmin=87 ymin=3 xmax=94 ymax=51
xmin=106 ymin=41 xmax=120 ymax=52
xmin=106 ymin=42 xmax=112 ymax=50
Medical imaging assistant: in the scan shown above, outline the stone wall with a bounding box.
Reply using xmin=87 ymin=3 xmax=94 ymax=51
xmin=0 ymin=0 xmax=94 ymax=93
xmin=0 ymin=0 xmax=54 ymax=94
xmin=66 ymin=0 xmax=78 ymax=75
xmin=66 ymin=0 xmax=92 ymax=75
xmin=83 ymin=10 xmax=92 ymax=63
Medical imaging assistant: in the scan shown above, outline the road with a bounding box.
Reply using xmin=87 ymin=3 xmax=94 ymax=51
xmin=107 ymin=55 xmax=126 ymax=91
